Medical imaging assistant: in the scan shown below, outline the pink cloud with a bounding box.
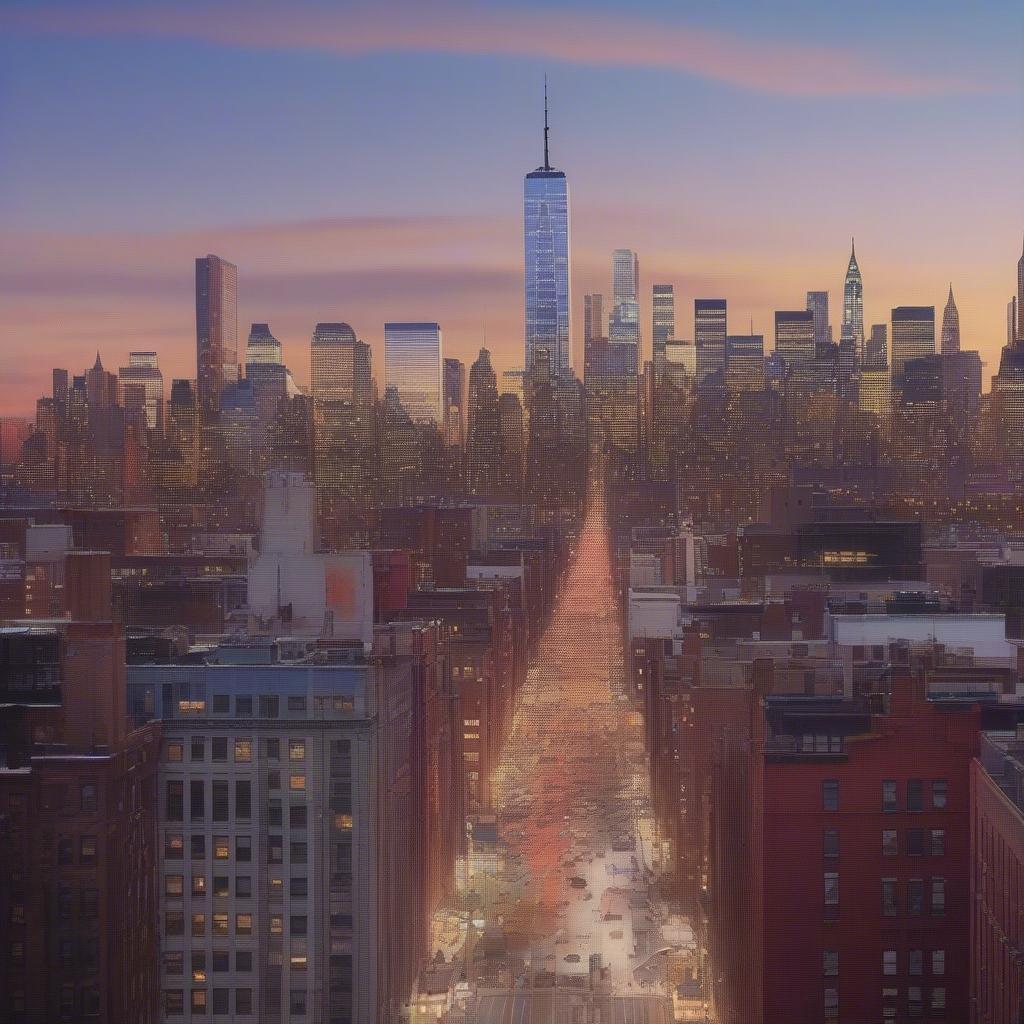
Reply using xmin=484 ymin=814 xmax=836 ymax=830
xmin=1 ymin=1 xmax=989 ymax=98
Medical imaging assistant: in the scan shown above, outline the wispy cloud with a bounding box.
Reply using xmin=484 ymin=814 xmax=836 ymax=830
xmin=0 ymin=0 xmax=990 ymax=98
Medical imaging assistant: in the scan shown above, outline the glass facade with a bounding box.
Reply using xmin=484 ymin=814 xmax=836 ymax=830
xmin=383 ymin=322 xmax=443 ymax=425
xmin=841 ymin=241 xmax=864 ymax=361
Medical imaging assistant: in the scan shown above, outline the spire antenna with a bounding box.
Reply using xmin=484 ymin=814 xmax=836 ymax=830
xmin=543 ymin=74 xmax=551 ymax=171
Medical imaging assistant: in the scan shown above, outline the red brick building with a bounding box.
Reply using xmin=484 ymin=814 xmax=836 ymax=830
xmin=971 ymin=731 xmax=1024 ymax=1024
xmin=0 ymin=552 xmax=160 ymax=1024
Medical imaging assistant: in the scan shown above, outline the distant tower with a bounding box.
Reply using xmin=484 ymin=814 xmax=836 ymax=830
xmin=609 ymin=250 xmax=641 ymax=348
xmin=246 ymin=323 xmax=283 ymax=365
xmin=466 ymin=348 xmax=502 ymax=496
xmin=941 ymin=285 xmax=961 ymax=356
xmin=524 ymin=79 xmax=572 ymax=376
xmin=583 ymin=294 xmax=604 ymax=346
xmin=384 ymin=322 xmax=443 ymax=425
xmin=652 ymin=285 xmax=675 ymax=366
xmin=195 ymin=254 xmax=238 ymax=411
xmin=840 ymin=240 xmax=864 ymax=362
xmin=1018 ymin=235 xmax=1024 ymax=342
xmin=1011 ymin=297 xmax=1020 ymax=347
xmin=806 ymin=291 xmax=831 ymax=346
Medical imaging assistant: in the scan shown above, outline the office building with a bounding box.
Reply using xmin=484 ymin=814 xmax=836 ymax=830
xmin=465 ymin=348 xmax=502 ymax=498
xmin=724 ymin=334 xmax=765 ymax=393
xmin=524 ymin=87 xmax=571 ymax=375
xmin=840 ymin=240 xmax=864 ymax=360
xmin=891 ymin=306 xmax=936 ymax=386
xmin=583 ymin=294 xmax=604 ymax=347
xmin=775 ymin=309 xmax=815 ymax=367
xmin=806 ymin=291 xmax=831 ymax=346
xmin=1018 ymin=235 xmax=1024 ymax=342
xmin=865 ymin=323 xmax=888 ymax=370
xmin=384 ymin=323 xmax=443 ymax=426
xmin=609 ymin=249 xmax=641 ymax=348
xmin=652 ymin=284 xmax=675 ymax=366
xmin=195 ymin=255 xmax=238 ymax=411
xmin=118 ymin=351 xmax=164 ymax=431
xmin=245 ymin=324 xmax=283 ymax=366
xmin=695 ymin=300 xmax=727 ymax=387
xmin=442 ymin=358 xmax=466 ymax=449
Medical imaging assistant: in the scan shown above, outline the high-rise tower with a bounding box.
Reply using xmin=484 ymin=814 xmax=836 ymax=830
xmin=652 ymin=284 xmax=675 ymax=366
xmin=609 ymin=249 xmax=640 ymax=348
xmin=941 ymin=285 xmax=961 ymax=357
xmin=524 ymin=80 xmax=571 ymax=376
xmin=806 ymin=291 xmax=831 ymax=346
xmin=1017 ymin=234 xmax=1024 ymax=343
xmin=195 ymin=254 xmax=238 ymax=411
xmin=840 ymin=239 xmax=864 ymax=362
xmin=583 ymin=294 xmax=604 ymax=346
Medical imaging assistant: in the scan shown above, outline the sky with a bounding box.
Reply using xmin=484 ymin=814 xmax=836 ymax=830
xmin=0 ymin=0 xmax=1022 ymax=415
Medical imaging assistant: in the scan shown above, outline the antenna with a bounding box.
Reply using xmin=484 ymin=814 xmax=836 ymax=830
xmin=543 ymin=74 xmax=550 ymax=171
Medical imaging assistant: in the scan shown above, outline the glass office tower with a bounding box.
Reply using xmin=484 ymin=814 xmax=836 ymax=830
xmin=524 ymin=89 xmax=571 ymax=376
xmin=384 ymin=322 xmax=443 ymax=425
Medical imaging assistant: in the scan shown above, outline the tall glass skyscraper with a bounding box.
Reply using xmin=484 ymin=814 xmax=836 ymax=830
xmin=609 ymin=249 xmax=640 ymax=349
xmin=841 ymin=239 xmax=864 ymax=361
xmin=524 ymin=86 xmax=571 ymax=376
xmin=806 ymin=291 xmax=831 ymax=346
xmin=384 ymin=322 xmax=443 ymax=424
xmin=195 ymin=254 xmax=238 ymax=411
xmin=652 ymin=284 xmax=675 ymax=366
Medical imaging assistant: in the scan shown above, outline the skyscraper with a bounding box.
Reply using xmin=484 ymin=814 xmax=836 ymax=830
xmin=245 ymin=323 xmax=283 ymax=365
xmin=1018 ymin=234 xmax=1024 ymax=342
xmin=891 ymin=305 xmax=936 ymax=385
xmin=775 ymin=310 xmax=816 ymax=366
xmin=195 ymin=254 xmax=238 ymax=411
xmin=583 ymin=294 xmax=604 ymax=346
xmin=652 ymin=284 xmax=675 ymax=366
xmin=806 ymin=291 xmax=831 ymax=346
xmin=1010 ymin=297 xmax=1019 ymax=347
xmin=118 ymin=351 xmax=164 ymax=431
xmin=609 ymin=249 xmax=641 ymax=348
xmin=941 ymin=285 xmax=961 ymax=356
xmin=384 ymin=322 xmax=443 ymax=425
xmin=466 ymin=348 xmax=502 ymax=497
xmin=524 ymin=83 xmax=571 ymax=376
xmin=442 ymin=357 xmax=466 ymax=449
xmin=865 ymin=323 xmax=888 ymax=369
xmin=840 ymin=239 xmax=864 ymax=361
xmin=310 ymin=323 xmax=369 ymax=405
xmin=695 ymin=299 xmax=727 ymax=387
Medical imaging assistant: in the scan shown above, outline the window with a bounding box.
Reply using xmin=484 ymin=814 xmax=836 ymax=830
xmin=165 ymin=951 xmax=184 ymax=976
xmin=191 ymin=951 xmax=206 ymax=982
xmin=165 ymin=911 xmax=185 ymax=936
xmin=822 ymin=779 xmax=839 ymax=812
xmin=290 ymin=805 xmax=307 ymax=829
xmin=235 ymin=780 xmax=251 ymax=820
xmin=290 ymin=841 xmax=307 ymax=863
xmin=213 ymin=836 xmax=229 ymax=860
xmin=289 ymin=775 xmax=306 ymax=792
xmin=164 ymin=990 xmax=184 ymax=1015
xmin=824 ymin=987 xmax=838 ymax=1019
xmin=883 ymin=950 xmax=897 ymax=975
xmin=212 ymin=951 xmax=230 ymax=973
xmin=166 ymin=741 xmax=184 ymax=763
xmin=192 ymin=874 xmax=206 ymax=897
xmin=882 ymin=878 xmax=898 ymax=917
xmin=907 ymin=778 xmax=923 ymax=812
xmin=909 ymin=949 xmax=923 ymax=975
xmin=213 ymin=876 xmax=229 ymax=898
xmin=80 ymin=783 xmax=97 ymax=811
xmin=212 ymin=694 xmax=230 ymax=714
xmin=908 ymin=986 xmax=923 ymax=1018
xmin=191 ymin=912 xmax=206 ymax=937
xmin=823 ymin=949 xmax=838 ymax=976
xmin=290 ymin=954 xmax=308 ymax=971
xmin=211 ymin=737 xmax=227 ymax=762
xmin=191 ymin=834 xmax=205 ymax=859
xmin=268 ymin=771 xmax=281 ymax=791
xmin=259 ymin=695 xmax=279 ymax=718
xmin=236 ymin=913 xmax=253 ymax=936
xmin=908 ymin=878 xmax=925 ymax=915
xmin=165 ymin=874 xmax=184 ymax=897
xmin=882 ymin=830 xmax=898 ymax=856
xmin=166 ymin=781 xmax=184 ymax=821
xmin=290 ymin=877 xmax=308 ymax=899
xmin=823 ymin=828 xmax=839 ymax=858
xmin=907 ymin=829 xmax=924 ymax=856
xmin=80 ymin=835 xmax=97 ymax=864
xmin=270 ymin=914 xmax=284 ymax=935
xmin=236 ymin=876 xmax=252 ymax=898
xmin=269 ymin=836 xmax=283 ymax=864
xmin=882 ymin=780 xmax=898 ymax=812
xmin=236 ymin=836 xmax=251 ymax=862
xmin=236 ymin=951 xmax=252 ymax=972
xmin=190 ymin=737 xmax=205 ymax=762
xmin=265 ymin=738 xmax=280 ymax=761
xmin=931 ymin=987 xmax=946 ymax=1011
xmin=190 ymin=989 xmax=207 ymax=1015
xmin=932 ymin=780 xmax=948 ymax=809
xmin=334 ymin=813 xmax=353 ymax=831
xmin=236 ymin=988 xmax=253 ymax=1015
xmin=287 ymin=696 xmax=307 ymax=713
xmin=824 ymin=872 xmax=839 ymax=907
xmin=165 ymin=833 xmax=184 ymax=860
xmin=930 ymin=830 xmax=945 ymax=857
xmin=212 ymin=989 xmax=229 ymax=1014
xmin=190 ymin=780 xmax=205 ymax=821
xmin=291 ymin=915 xmax=308 ymax=936
xmin=290 ymin=988 xmax=307 ymax=1015
xmin=289 ymin=740 xmax=306 ymax=761
xmin=932 ymin=950 xmax=945 ymax=976
xmin=236 ymin=696 xmax=253 ymax=717
xmin=234 ymin=739 xmax=252 ymax=763
xmin=210 ymin=781 xmax=228 ymax=822
xmin=212 ymin=913 xmax=228 ymax=936
xmin=931 ymin=878 xmax=945 ymax=916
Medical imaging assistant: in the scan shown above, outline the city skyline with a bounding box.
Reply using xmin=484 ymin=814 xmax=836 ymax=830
xmin=1 ymin=1 xmax=1022 ymax=414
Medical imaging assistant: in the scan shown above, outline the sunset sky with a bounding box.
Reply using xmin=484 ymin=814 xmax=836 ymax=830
xmin=1 ymin=0 xmax=1022 ymax=415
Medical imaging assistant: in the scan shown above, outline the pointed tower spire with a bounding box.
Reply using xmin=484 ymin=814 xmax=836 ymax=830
xmin=93 ymin=351 xmax=103 ymax=371
xmin=543 ymin=74 xmax=551 ymax=171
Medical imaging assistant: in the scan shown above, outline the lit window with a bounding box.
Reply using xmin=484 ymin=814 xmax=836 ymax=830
xmin=883 ymin=950 xmax=897 ymax=975
xmin=166 ymin=742 xmax=184 ymax=763
xmin=289 ymin=775 xmax=306 ymax=792
xmin=289 ymin=740 xmax=305 ymax=762
xmin=931 ymin=780 xmax=948 ymax=809
xmin=236 ymin=913 xmax=253 ymax=936
xmin=290 ymin=955 xmax=308 ymax=971
xmin=213 ymin=837 xmax=230 ymax=860
xmin=165 ymin=875 xmax=184 ymax=898
xmin=270 ymin=915 xmax=284 ymax=936
xmin=212 ymin=913 xmax=228 ymax=936
xmin=234 ymin=739 xmax=252 ymax=763
xmin=192 ymin=875 xmax=206 ymax=897
xmin=334 ymin=814 xmax=353 ymax=831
